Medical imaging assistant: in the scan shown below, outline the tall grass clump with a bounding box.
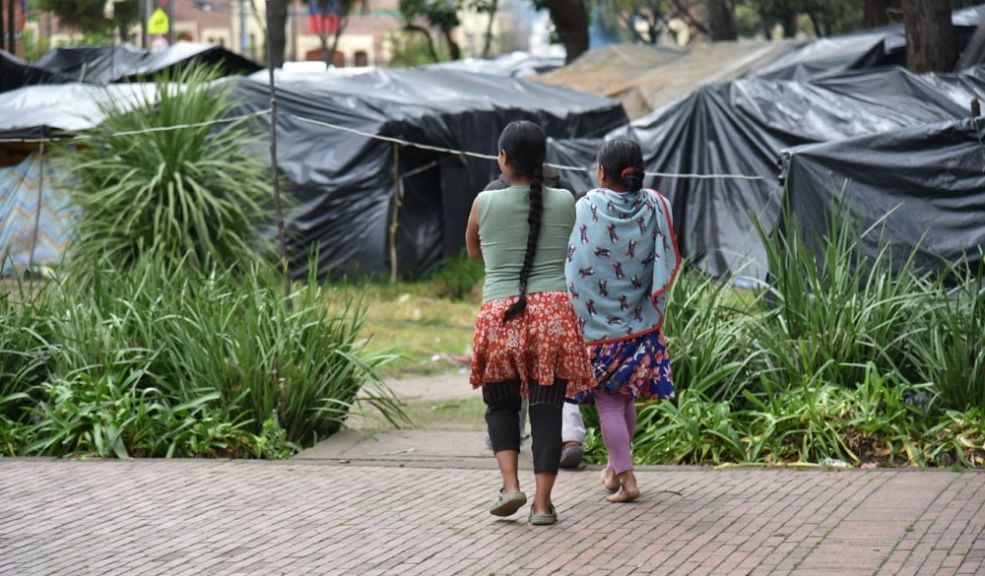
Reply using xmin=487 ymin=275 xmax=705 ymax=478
xmin=753 ymin=208 xmax=925 ymax=390
xmin=67 ymin=65 xmax=270 ymax=272
xmin=0 ymin=257 xmax=405 ymax=458
xmin=907 ymin=256 xmax=985 ymax=414
xmin=583 ymin=198 xmax=985 ymax=468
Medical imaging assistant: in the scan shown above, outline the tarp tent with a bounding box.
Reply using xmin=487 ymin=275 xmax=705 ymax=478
xmin=34 ymin=42 xmax=260 ymax=84
xmin=782 ymin=117 xmax=985 ymax=276
xmin=597 ymin=66 xmax=985 ymax=280
xmin=0 ymin=50 xmax=74 ymax=94
xmin=755 ymin=5 xmax=985 ymax=80
xmin=0 ymin=152 xmax=75 ymax=273
xmin=536 ymin=41 xmax=799 ymax=119
xmin=0 ymin=83 xmax=159 ymax=140
xmin=421 ymin=51 xmax=565 ymax=78
xmin=231 ymin=68 xmax=628 ymax=279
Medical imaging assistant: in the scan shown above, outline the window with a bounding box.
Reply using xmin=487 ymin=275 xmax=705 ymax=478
xmin=354 ymin=50 xmax=368 ymax=67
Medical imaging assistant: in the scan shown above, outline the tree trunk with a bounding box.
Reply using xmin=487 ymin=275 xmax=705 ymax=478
xmin=863 ymin=0 xmax=891 ymax=28
xmin=328 ymin=5 xmax=354 ymax=64
xmin=266 ymin=0 xmax=288 ymax=68
xmin=442 ymin=28 xmax=461 ymax=60
xmin=806 ymin=10 xmax=824 ymax=37
xmin=707 ymin=0 xmax=737 ymax=41
xmin=0 ymin=0 xmax=6 ymax=53
xmin=481 ymin=0 xmax=499 ymax=58
xmin=544 ymin=0 xmax=590 ymax=64
xmin=902 ymin=0 xmax=958 ymax=73
xmin=404 ymin=24 xmax=440 ymax=62
xmin=8 ymin=0 xmax=16 ymax=55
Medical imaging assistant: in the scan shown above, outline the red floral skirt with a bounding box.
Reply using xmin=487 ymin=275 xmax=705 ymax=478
xmin=470 ymin=291 xmax=595 ymax=398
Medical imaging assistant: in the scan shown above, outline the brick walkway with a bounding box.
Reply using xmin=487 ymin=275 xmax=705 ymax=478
xmin=2 ymin=459 xmax=984 ymax=575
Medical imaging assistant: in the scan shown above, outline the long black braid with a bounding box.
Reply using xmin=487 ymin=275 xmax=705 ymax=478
xmin=500 ymin=121 xmax=547 ymax=322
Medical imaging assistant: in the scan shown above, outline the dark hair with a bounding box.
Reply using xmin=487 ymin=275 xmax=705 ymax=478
xmin=598 ymin=138 xmax=645 ymax=192
xmin=499 ymin=120 xmax=547 ymax=322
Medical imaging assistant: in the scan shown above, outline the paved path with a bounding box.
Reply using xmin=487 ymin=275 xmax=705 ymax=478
xmin=381 ymin=373 xmax=474 ymax=402
xmin=2 ymin=458 xmax=985 ymax=575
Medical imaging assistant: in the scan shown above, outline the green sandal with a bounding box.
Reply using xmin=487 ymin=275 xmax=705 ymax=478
xmin=489 ymin=489 xmax=527 ymax=517
xmin=528 ymin=504 xmax=558 ymax=526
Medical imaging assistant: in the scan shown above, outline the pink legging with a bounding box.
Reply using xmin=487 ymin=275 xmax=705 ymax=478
xmin=595 ymin=390 xmax=636 ymax=474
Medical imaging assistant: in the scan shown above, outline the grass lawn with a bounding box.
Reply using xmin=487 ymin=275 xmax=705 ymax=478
xmin=324 ymin=280 xmax=480 ymax=379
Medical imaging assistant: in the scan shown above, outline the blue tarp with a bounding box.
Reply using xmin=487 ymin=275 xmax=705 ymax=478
xmin=0 ymin=152 xmax=76 ymax=274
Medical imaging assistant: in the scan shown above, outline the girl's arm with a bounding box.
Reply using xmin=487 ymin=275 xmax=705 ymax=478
xmin=466 ymin=197 xmax=483 ymax=261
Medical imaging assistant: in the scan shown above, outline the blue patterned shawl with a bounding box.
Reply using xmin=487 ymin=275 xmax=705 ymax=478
xmin=564 ymin=187 xmax=680 ymax=345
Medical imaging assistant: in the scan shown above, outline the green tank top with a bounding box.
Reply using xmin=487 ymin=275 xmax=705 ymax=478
xmin=478 ymin=185 xmax=576 ymax=303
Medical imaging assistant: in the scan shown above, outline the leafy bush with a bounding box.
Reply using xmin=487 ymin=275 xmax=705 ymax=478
xmin=579 ymin=200 xmax=985 ymax=469
xmin=66 ymin=65 xmax=270 ymax=273
xmin=0 ymin=258 xmax=405 ymax=458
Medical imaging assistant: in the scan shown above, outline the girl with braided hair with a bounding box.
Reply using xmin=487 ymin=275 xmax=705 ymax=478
xmin=465 ymin=120 xmax=594 ymax=526
xmin=566 ymin=138 xmax=680 ymax=503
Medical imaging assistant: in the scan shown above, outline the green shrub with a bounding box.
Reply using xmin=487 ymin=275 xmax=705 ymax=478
xmin=663 ymin=271 xmax=762 ymax=402
xmin=580 ymin=199 xmax=985 ymax=469
xmin=907 ymin=268 xmax=985 ymax=413
xmin=66 ymin=65 xmax=270 ymax=273
xmin=753 ymin=210 xmax=925 ymax=391
xmin=0 ymin=257 xmax=405 ymax=458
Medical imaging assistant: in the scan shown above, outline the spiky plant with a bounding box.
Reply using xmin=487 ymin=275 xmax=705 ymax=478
xmin=67 ymin=65 xmax=270 ymax=273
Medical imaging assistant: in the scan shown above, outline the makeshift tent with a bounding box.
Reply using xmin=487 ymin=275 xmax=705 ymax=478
xmin=421 ymin=51 xmax=565 ymax=78
xmin=594 ymin=66 xmax=985 ymax=281
xmin=34 ymin=42 xmax=260 ymax=84
xmin=782 ymin=117 xmax=985 ymax=276
xmin=0 ymin=50 xmax=74 ymax=94
xmin=755 ymin=5 xmax=985 ymax=80
xmin=231 ymin=68 xmax=628 ymax=279
xmin=536 ymin=41 xmax=799 ymax=119
xmin=0 ymin=152 xmax=76 ymax=273
xmin=0 ymin=83 xmax=159 ymax=140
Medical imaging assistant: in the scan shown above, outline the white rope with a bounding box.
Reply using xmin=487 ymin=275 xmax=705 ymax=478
xmin=0 ymin=107 xmax=767 ymax=181
xmin=289 ymin=113 xmax=766 ymax=181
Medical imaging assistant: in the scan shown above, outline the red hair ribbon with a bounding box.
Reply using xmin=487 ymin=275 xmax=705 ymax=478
xmin=620 ymin=167 xmax=636 ymax=180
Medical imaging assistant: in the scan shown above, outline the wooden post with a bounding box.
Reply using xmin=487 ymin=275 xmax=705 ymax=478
xmin=28 ymin=134 xmax=46 ymax=272
xmin=389 ymin=143 xmax=403 ymax=283
xmin=265 ymin=0 xmax=290 ymax=301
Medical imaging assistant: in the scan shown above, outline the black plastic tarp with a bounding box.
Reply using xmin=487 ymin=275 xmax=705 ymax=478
xmin=231 ymin=68 xmax=628 ymax=279
xmin=34 ymin=42 xmax=260 ymax=84
xmin=0 ymin=50 xmax=74 ymax=94
xmin=782 ymin=118 xmax=985 ymax=276
xmin=546 ymin=136 xmax=601 ymax=194
xmin=755 ymin=5 xmax=985 ymax=80
xmin=603 ymin=66 xmax=985 ymax=280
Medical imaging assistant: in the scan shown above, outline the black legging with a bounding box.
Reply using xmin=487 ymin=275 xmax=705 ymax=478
xmin=483 ymin=379 xmax=566 ymax=474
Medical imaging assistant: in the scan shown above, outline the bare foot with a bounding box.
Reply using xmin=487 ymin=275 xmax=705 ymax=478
xmin=606 ymin=470 xmax=640 ymax=502
xmin=600 ymin=468 xmax=619 ymax=493
xmin=606 ymin=485 xmax=641 ymax=503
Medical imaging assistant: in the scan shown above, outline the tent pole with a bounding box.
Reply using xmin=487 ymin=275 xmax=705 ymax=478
xmin=28 ymin=133 xmax=46 ymax=273
xmin=389 ymin=143 xmax=403 ymax=283
xmin=265 ymin=0 xmax=289 ymax=301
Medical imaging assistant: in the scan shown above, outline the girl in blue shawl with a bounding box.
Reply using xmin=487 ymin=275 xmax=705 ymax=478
xmin=565 ymin=138 xmax=680 ymax=503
